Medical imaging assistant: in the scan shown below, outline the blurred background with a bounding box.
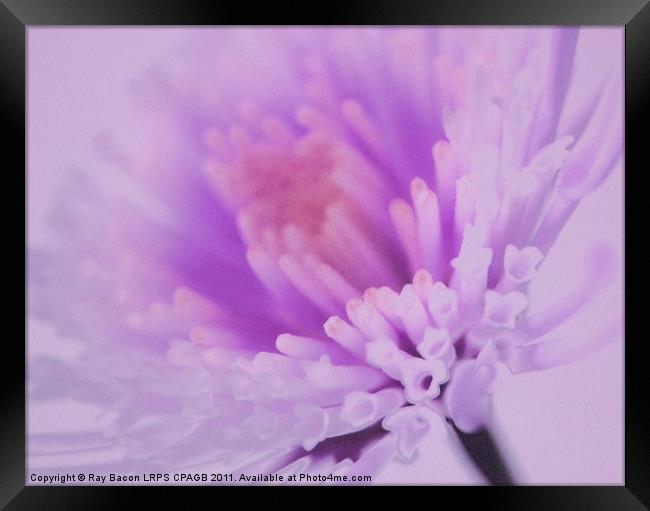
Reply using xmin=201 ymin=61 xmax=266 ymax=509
xmin=27 ymin=28 xmax=623 ymax=484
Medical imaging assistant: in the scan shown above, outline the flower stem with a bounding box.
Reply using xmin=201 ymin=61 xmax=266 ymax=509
xmin=451 ymin=423 xmax=515 ymax=485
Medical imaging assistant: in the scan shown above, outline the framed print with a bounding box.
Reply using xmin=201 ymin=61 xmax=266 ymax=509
xmin=3 ymin=0 xmax=648 ymax=506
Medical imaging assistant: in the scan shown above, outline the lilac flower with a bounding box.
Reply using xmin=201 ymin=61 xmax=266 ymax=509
xmin=28 ymin=27 xmax=622 ymax=483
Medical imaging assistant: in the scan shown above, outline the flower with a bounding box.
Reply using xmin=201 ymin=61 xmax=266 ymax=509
xmin=28 ymin=27 xmax=622 ymax=483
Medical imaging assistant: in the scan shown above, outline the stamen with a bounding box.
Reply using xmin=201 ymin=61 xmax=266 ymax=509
xmin=167 ymin=340 xmax=202 ymax=367
xmin=482 ymin=290 xmax=528 ymax=330
xmin=339 ymin=391 xmax=379 ymax=429
xmin=278 ymin=254 xmax=340 ymax=315
xmin=411 ymin=178 xmax=444 ymax=280
xmin=291 ymin=403 xmax=330 ymax=451
xmin=510 ymin=135 xmax=575 ymax=247
xmin=450 ymin=225 xmax=493 ymax=325
xmin=346 ymin=299 xmax=397 ymax=342
xmin=190 ymin=326 xmax=243 ymax=348
xmin=242 ymin=406 xmax=280 ymax=442
xmin=246 ymin=246 xmax=291 ymax=298
xmin=261 ymin=117 xmax=293 ymax=144
xmin=311 ymin=260 xmax=360 ymax=305
xmin=444 ymin=341 xmax=502 ymax=433
xmin=396 ymin=284 xmax=429 ymax=344
xmin=202 ymin=347 xmax=255 ymax=369
xmin=432 ymin=140 xmax=458 ymax=223
xmin=238 ymin=100 xmax=261 ymax=124
xmin=496 ymin=244 xmax=544 ymax=291
xmin=173 ymin=287 xmax=226 ymax=324
xmin=339 ymin=388 xmax=405 ymax=430
xmin=417 ymin=327 xmax=457 ymax=367
xmin=389 ymin=198 xmax=421 ymax=274
xmin=412 ymin=269 xmax=433 ymax=302
xmin=453 ymin=175 xmax=478 ymax=253
xmin=203 ymin=127 xmax=229 ymax=158
xmin=365 ymin=336 xmax=406 ymax=380
xmin=363 ymin=286 xmax=401 ymax=326
xmin=426 ymin=282 xmax=460 ymax=332
xmin=228 ymin=125 xmax=251 ymax=154
xmin=252 ymin=352 xmax=305 ymax=378
xmin=295 ymin=105 xmax=329 ymax=132
xmin=399 ymin=357 xmax=448 ymax=404
xmin=275 ymin=333 xmax=354 ymax=365
xmin=323 ymin=316 xmax=367 ymax=359
xmin=302 ymin=355 xmax=389 ymax=391
xmin=325 ymin=204 xmax=397 ymax=288
xmin=341 ymin=99 xmax=385 ymax=157
xmin=382 ymin=405 xmax=446 ymax=461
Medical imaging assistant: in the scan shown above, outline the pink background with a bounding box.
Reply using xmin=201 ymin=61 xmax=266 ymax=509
xmin=27 ymin=28 xmax=624 ymax=484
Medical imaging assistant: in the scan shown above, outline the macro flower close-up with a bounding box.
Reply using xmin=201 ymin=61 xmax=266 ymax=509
xmin=27 ymin=27 xmax=623 ymax=485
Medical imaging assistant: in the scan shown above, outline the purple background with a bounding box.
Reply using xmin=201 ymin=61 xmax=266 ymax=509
xmin=27 ymin=28 xmax=623 ymax=484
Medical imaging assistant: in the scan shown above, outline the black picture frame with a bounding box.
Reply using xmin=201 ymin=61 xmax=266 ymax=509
xmin=4 ymin=0 xmax=646 ymax=507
